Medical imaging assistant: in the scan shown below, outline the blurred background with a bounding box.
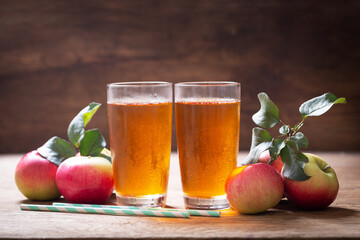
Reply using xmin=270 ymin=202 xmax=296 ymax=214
xmin=0 ymin=0 xmax=359 ymax=153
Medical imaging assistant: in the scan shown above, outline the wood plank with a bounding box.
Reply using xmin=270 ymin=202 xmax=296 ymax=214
xmin=0 ymin=1 xmax=359 ymax=153
xmin=0 ymin=152 xmax=359 ymax=239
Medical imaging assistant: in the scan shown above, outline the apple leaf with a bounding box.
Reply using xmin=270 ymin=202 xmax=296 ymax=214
xmin=268 ymin=139 xmax=285 ymax=164
xmin=279 ymin=125 xmax=290 ymax=135
xmin=67 ymin=116 xmax=85 ymax=148
xmin=38 ymin=136 xmax=77 ymax=166
xmin=299 ymin=93 xmax=346 ymax=119
xmin=250 ymin=127 xmax=272 ymax=149
xmin=99 ymin=153 xmax=112 ymax=163
xmin=99 ymin=148 xmax=112 ymax=163
xmin=79 ymin=129 xmax=106 ymax=157
xmin=252 ymin=92 xmax=280 ymax=129
xmin=241 ymin=142 xmax=273 ymax=166
xmin=280 ymin=141 xmax=310 ymax=181
xmin=67 ymin=103 xmax=101 ymax=148
xmin=290 ymin=132 xmax=309 ymax=149
xmin=240 ymin=127 xmax=272 ymax=166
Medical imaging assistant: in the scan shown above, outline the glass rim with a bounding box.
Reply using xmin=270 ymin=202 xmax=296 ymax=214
xmin=175 ymin=81 xmax=240 ymax=87
xmin=107 ymin=81 xmax=172 ymax=87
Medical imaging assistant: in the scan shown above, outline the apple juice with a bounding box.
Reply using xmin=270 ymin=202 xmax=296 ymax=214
xmin=108 ymin=102 xmax=172 ymax=197
xmin=175 ymin=100 xmax=240 ymax=198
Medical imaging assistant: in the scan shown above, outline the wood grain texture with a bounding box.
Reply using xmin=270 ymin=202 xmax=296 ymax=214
xmin=0 ymin=0 xmax=359 ymax=152
xmin=1 ymin=152 xmax=359 ymax=239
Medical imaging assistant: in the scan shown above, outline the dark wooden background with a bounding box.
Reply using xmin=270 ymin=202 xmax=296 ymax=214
xmin=1 ymin=0 xmax=359 ymax=153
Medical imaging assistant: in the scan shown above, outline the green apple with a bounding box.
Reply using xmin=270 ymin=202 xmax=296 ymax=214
xmin=283 ymin=153 xmax=339 ymax=210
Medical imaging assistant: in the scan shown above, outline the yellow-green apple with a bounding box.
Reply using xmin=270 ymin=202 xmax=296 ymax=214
xmin=258 ymin=150 xmax=283 ymax=173
xmin=225 ymin=163 xmax=284 ymax=214
xmin=56 ymin=156 xmax=114 ymax=204
xmin=15 ymin=150 xmax=61 ymax=200
xmin=283 ymin=153 xmax=339 ymax=210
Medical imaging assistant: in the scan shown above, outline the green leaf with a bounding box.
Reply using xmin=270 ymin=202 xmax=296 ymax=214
xmin=99 ymin=153 xmax=112 ymax=163
xmin=79 ymin=129 xmax=106 ymax=157
xmin=280 ymin=141 xmax=310 ymax=181
xmin=268 ymin=139 xmax=286 ymax=164
xmin=252 ymin=92 xmax=280 ymax=128
xmin=290 ymin=132 xmax=309 ymax=149
xmin=83 ymin=103 xmax=102 ymax=127
xmin=67 ymin=115 xmax=85 ymax=148
xmin=241 ymin=128 xmax=272 ymax=166
xmin=99 ymin=148 xmax=112 ymax=163
xmin=241 ymin=142 xmax=273 ymax=166
xmin=37 ymin=137 xmax=77 ymax=166
xmin=279 ymin=125 xmax=290 ymax=135
xmin=67 ymin=103 xmax=101 ymax=148
xmin=250 ymin=127 xmax=272 ymax=149
xmin=299 ymin=93 xmax=346 ymax=119
xmin=100 ymin=148 xmax=112 ymax=163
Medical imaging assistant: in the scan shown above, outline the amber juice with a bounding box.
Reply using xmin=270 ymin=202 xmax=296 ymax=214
xmin=108 ymin=102 xmax=172 ymax=197
xmin=175 ymin=100 xmax=240 ymax=198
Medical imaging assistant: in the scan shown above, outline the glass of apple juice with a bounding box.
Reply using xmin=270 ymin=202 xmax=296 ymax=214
xmin=107 ymin=82 xmax=173 ymax=207
xmin=175 ymin=81 xmax=241 ymax=209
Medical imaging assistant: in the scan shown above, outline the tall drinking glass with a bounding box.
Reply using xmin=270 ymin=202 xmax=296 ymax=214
xmin=107 ymin=82 xmax=172 ymax=207
xmin=175 ymin=81 xmax=241 ymax=209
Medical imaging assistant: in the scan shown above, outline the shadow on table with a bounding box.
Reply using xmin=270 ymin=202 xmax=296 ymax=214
xmin=18 ymin=195 xmax=357 ymax=220
xmin=218 ymin=199 xmax=358 ymax=219
xmin=18 ymin=198 xmax=65 ymax=205
xmin=18 ymin=194 xmax=115 ymax=206
xmin=271 ymin=199 xmax=358 ymax=219
xmin=18 ymin=193 xmax=180 ymax=209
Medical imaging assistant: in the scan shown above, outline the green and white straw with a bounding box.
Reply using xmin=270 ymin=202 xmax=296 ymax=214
xmin=20 ymin=204 xmax=189 ymax=218
xmin=52 ymin=202 xmax=221 ymax=217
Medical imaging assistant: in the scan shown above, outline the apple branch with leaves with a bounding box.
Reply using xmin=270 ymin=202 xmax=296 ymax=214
xmin=37 ymin=103 xmax=110 ymax=166
xmin=240 ymin=93 xmax=346 ymax=181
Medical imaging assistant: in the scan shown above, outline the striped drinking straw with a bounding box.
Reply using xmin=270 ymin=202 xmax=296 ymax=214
xmin=20 ymin=204 xmax=189 ymax=218
xmin=52 ymin=202 xmax=221 ymax=217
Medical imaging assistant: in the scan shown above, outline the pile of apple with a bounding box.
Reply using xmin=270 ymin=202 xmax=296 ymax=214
xmin=15 ymin=93 xmax=346 ymax=215
xmin=226 ymin=151 xmax=339 ymax=214
xmin=226 ymin=93 xmax=346 ymax=214
xmin=15 ymin=103 xmax=114 ymax=203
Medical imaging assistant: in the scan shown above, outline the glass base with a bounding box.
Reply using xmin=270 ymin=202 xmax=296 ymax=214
xmin=183 ymin=195 xmax=230 ymax=210
xmin=116 ymin=193 xmax=166 ymax=207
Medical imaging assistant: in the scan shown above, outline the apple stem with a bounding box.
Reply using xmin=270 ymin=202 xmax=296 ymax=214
xmin=323 ymin=164 xmax=331 ymax=173
xmin=293 ymin=119 xmax=306 ymax=133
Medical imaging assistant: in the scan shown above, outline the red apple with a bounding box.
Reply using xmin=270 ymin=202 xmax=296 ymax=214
xmin=15 ymin=150 xmax=61 ymax=200
xmin=225 ymin=163 xmax=284 ymax=214
xmin=283 ymin=153 xmax=339 ymax=210
xmin=56 ymin=156 xmax=114 ymax=204
xmin=258 ymin=150 xmax=283 ymax=173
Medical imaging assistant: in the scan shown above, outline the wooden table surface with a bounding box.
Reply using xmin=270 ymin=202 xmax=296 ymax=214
xmin=0 ymin=152 xmax=359 ymax=239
